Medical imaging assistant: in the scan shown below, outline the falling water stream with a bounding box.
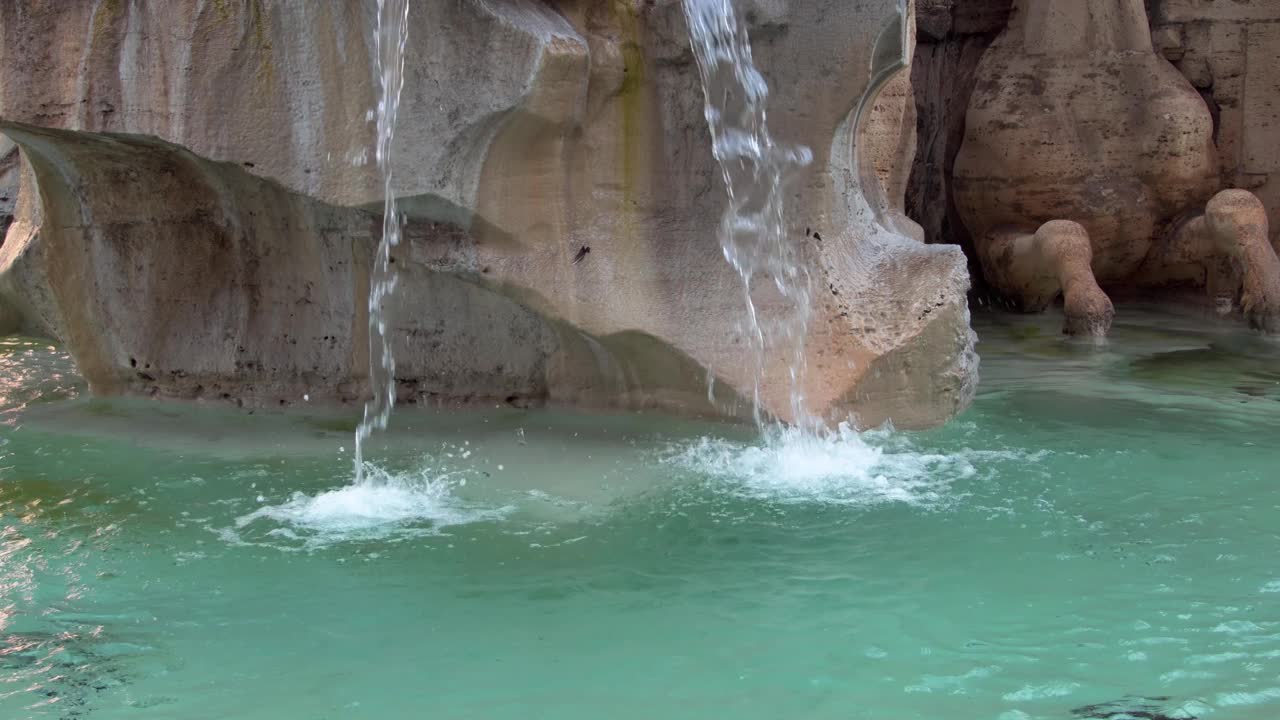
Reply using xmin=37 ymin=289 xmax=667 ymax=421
xmin=250 ymin=0 xmax=876 ymax=535
xmin=682 ymin=0 xmax=815 ymax=431
xmin=354 ymin=0 xmax=411 ymax=483
xmin=352 ymin=0 xmax=824 ymax=474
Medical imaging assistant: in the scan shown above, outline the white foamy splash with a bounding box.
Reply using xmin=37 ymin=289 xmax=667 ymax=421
xmin=665 ymin=423 xmax=975 ymax=507
xmin=234 ymin=462 xmax=508 ymax=548
xmin=1001 ymin=682 xmax=1080 ymax=702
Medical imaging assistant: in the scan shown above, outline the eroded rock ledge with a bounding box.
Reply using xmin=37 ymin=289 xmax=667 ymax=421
xmin=0 ymin=123 xmax=746 ymax=415
xmin=0 ymin=0 xmax=978 ymax=429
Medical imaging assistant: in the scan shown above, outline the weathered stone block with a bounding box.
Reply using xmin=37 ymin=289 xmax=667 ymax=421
xmin=1244 ymin=22 xmax=1280 ymax=174
xmin=1152 ymin=24 xmax=1186 ymax=61
xmin=1206 ymin=20 xmax=1246 ymax=79
xmin=1216 ymin=74 xmax=1248 ymax=178
xmin=1155 ymin=0 xmax=1280 ymax=23
xmin=1178 ymin=55 xmax=1214 ymax=88
xmin=952 ymin=0 xmax=1013 ymax=36
xmin=916 ymin=0 xmax=955 ymax=41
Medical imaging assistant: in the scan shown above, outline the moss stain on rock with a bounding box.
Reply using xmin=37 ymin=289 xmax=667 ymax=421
xmin=614 ymin=0 xmax=646 ymax=238
xmin=249 ymin=0 xmax=276 ymax=91
xmin=211 ymin=0 xmax=232 ymax=22
xmin=90 ymin=0 xmax=122 ymax=44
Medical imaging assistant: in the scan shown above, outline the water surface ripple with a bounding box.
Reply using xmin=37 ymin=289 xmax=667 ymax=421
xmin=1 ymin=308 xmax=1278 ymax=719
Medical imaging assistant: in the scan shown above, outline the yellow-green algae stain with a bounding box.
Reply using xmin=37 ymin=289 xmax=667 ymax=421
xmin=249 ymin=0 xmax=276 ymax=91
xmin=91 ymin=0 xmax=123 ymax=44
xmin=211 ymin=0 xmax=233 ymax=23
xmin=613 ymin=0 xmax=647 ymax=241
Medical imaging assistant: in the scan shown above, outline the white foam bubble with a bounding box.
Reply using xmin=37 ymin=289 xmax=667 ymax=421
xmin=904 ymin=665 xmax=1003 ymax=694
xmin=664 ymin=423 xmax=974 ymax=507
xmin=1189 ymin=651 xmax=1249 ymax=665
xmin=1217 ymin=687 xmax=1280 ymax=706
xmin=1160 ymin=669 xmax=1216 ymax=684
xmin=1001 ymin=682 xmax=1080 ymax=702
xmin=1213 ymin=620 xmax=1264 ymax=635
xmin=233 ymin=462 xmax=508 ymax=547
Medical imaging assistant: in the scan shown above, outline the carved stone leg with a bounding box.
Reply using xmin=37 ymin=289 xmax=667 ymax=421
xmin=982 ymin=220 xmax=1114 ymax=336
xmin=1203 ymin=190 xmax=1280 ymax=333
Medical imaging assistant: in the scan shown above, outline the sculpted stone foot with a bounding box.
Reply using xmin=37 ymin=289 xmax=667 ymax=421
xmin=1203 ymin=191 xmax=1280 ymax=333
xmin=983 ymin=220 xmax=1114 ymax=336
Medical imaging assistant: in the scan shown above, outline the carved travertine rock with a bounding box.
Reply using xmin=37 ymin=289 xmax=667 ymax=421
xmin=0 ymin=1 xmax=595 ymax=215
xmin=0 ymin=0 xmax=978 ymax=428
xmin=0 ymin=122 xmax=735 ymax=412
xmin=1149 ymin=0 xmax=1280 ymax=253
xmin=906 ymin=0 xmax=1010 ymax=261
xmin=954 ymin=0 xmax=1280 ymax=334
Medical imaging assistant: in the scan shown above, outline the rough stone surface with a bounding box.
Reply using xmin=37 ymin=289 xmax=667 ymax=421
xmin=0 ymin=0 xmax=979 ymax=428
xmin=0 ymin=122 xmax=740 ymax=413
xmin=909 ymin=0 xmax=1280 ymax=265
xmin=0 ymin=153 xmax=59 ymax=338
xmin=864 ymin=66 xmax=924 ymax=243
xmin=1153 ymin=0 xmax=1280 ymax=23
xmin=952 ymin=0 xmax=1280 ymax=333
xmin=981 ymin=221 xmax=1115 ymax=336
xmin=471 ymin=0 xmax=977 ymax=427
xmin=1150 ymin=1 xmax=1280 ymax=252
xmin=905 ymin=0 xmax=1011 ymax=276
xmin=0 ymin=0 xmax=606 ymax=226
xmin=955 ymin=0 xmax=1220 ymax=281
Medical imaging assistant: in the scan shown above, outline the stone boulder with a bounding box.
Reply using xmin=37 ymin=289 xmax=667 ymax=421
xmin=0 ymin=0 xmax=978 ymax=429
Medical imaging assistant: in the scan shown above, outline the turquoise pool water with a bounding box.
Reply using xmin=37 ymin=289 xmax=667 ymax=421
xmin=2 ymin=306 xmax=1278 ymax=719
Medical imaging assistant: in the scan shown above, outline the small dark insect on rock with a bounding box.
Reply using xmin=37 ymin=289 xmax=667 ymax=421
xmin=573 ymin=246 xmax=591 ymax=264
xmin=813 ymin=232 xmax=822 ymax=241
